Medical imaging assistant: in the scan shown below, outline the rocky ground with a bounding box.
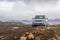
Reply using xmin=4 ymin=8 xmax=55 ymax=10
xmin=0 ymin=22 xmax=60 ymax=40
xmin=0 ymin=26 xmax=60 ymax=40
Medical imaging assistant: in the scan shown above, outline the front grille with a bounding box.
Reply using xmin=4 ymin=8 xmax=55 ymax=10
xmin=35 ymin=20 xmax=42 ymax=22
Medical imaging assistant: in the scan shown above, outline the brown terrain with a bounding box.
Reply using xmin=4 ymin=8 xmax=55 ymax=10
xmin=0 ymin=22 xmax=60 ymax=40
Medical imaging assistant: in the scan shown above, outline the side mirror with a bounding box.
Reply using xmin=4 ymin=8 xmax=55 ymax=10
xmin=45 ymin=18 xmax=48 ymax=19
xmin=45 ymin=18 xmax=48 ymax=21
xmin=32 ymin=18 xmax=34 ymax=19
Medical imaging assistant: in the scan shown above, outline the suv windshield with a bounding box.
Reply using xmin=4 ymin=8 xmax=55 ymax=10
xmin=35 ymin=15 xmax=45 ymax=19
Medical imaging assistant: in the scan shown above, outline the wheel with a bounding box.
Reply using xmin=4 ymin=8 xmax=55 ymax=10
xmin=32 ymin=25 xmax=37 ymax=27
xmin=42 ymin=25 xmax=45 ymax=26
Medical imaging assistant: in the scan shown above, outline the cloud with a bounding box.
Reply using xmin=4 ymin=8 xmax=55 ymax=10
xmin=0 ymin=0 xmax=60 ymax=21
xmin=0 ymin=1 xmax=14 ymax=11
xmin=12 ymin=0 xmax=59 ymax=19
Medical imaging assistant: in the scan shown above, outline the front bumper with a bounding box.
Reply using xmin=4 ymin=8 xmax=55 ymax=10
xmin=33 ymin=23 xmax=45 ymax=26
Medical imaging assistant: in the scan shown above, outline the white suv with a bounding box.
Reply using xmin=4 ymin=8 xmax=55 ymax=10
xmin=32 ymin=15 xmax=48 ymax=27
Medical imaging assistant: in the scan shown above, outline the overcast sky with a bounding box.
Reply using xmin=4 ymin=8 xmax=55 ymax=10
xmin=0 ymin=0 xmax=60 ymax=21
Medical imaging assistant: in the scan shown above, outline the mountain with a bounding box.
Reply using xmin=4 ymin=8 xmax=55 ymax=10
xmin=22 ymin=20 xmax=32 ymax=24
xmin=48 ymin=18 xmax=60 ymax=25
xmin=4 ymin=20 xmax=32 ymax=24
xmin=22 ymin=18 xmax=60 ymax=25
xmin=0 ymin=18 xmax=60 ymax=25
